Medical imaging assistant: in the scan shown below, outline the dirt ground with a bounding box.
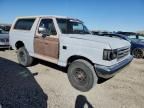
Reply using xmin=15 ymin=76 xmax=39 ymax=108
xmin=0 ymin=50 xmax=144 ymax=108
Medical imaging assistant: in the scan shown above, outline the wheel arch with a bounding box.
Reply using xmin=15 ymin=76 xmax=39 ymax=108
xmin=67 ymin=55 xmax=94 ymax=66
xmin=15 ymin=41 xmax=25 ymax=49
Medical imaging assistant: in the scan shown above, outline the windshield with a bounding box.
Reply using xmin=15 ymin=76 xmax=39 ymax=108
xmin=56 ymin=18 xmax=90 ymax=34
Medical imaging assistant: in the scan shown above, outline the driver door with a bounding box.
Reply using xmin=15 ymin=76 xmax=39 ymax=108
xmin=34 ymin=18 xmax=59 ymax=61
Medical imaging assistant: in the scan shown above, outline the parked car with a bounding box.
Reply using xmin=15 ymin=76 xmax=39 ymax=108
xmin=94 ymin=32 xmax=144 ymax=58
xmin=0 ymin=29 xmax=10 ymax=49
xmin=117 ymin=32 xmax=144 ymax=58
xmin=9 ymin=16 xmax=133 ymax=92
xmin=91 ymin=30 xmax=111 ymax=35
xmin=0 ymin=24 xmax=11 ymax=31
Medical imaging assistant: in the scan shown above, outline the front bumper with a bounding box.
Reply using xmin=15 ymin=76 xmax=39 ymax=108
xmin=0 ymin=45 xmax=10 ymax=48
xmin=95 ymin=55 xmax=133 ymax=78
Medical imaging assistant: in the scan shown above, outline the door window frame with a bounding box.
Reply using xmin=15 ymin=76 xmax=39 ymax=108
xmin=36 ymin=17 xmax=58 ymax=38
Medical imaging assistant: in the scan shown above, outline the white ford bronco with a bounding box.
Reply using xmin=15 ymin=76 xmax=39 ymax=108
xmin=10 ymin=16 xmax=133 ymax=92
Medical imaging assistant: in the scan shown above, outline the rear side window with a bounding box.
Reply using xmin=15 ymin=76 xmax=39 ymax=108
xmin=14 ymin=19 xmax=35 ymax=30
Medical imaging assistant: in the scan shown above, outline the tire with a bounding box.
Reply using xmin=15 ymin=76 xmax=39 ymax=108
xmin=132 ymin=48 xmax=144 ymax=58
xmin=67 ymin=59 xmax=97 ymax=92
xmin=17 ymin=47 xmax=33 ymax=66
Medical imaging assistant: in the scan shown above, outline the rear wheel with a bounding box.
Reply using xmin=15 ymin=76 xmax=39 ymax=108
xmin=17 ymin=47 xmax=33 ymax=66
xmin=132 ymin=48 xmax=144 ymax=58
xmin=67 ymin=59 xmax=97 ymax=92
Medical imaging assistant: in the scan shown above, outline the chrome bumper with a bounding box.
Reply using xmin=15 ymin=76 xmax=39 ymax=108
xmin=95 ymin=55 xmax=133 ymax=78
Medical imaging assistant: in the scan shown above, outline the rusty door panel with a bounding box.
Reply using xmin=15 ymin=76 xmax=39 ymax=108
xmin=43 ymin=37 xmax=59 ymax=59
xmin=34 ymin=35 xmax=59 ymax=59
xmin=34 ymin=36 xmax=45 ymax=55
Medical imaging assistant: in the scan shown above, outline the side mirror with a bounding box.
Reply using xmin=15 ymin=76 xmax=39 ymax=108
xmin=38 ymin=27 xmax=50 ymax=37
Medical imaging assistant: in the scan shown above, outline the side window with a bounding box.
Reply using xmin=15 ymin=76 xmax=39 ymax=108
xmin=38 ymin=19 xmax=57 ymax=35
xmin=14 ymin=19 xmax=35 ymax=30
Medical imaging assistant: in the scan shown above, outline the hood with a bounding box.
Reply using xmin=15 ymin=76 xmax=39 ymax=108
xmin=66 ymin=34 xmax=130 ymax=49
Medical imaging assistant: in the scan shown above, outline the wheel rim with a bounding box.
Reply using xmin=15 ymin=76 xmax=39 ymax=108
xmin=19 ymin=51 xmax=26 ymax=62
xmin=73 ymin=68 xmax=88 ymax=85
xmin=134 ymin=49 xmax=143 ymax=58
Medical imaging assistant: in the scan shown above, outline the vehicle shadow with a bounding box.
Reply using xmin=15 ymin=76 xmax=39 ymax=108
xmin=75 ymin=95 xmax=93 ymax=108
xmin=38 ymin=59 xmax=67 ymax=73
xmin=97 ymin=77 xmax=112 ymax=84
xmin=0 ymin=49 xmax=7 ymax=51
xmin=0 ymin=57 xmax=48 ymax=108
xmin=38 ymin=59 xmax=111 ymax=83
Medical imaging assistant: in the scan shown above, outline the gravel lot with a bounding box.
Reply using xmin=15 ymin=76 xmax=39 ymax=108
xmin=0 ymin=50 xmax=144 ymax=108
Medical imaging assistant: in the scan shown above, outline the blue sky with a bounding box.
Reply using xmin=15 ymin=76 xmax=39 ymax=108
xmin=0 ymin=0 xmax=144 ymax=31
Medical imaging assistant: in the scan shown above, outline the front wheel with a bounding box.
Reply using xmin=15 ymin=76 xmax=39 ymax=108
xmin=132 ymin=48 xmax=144 ymax=58
xmin=67 ymin=59 xmax=97 ymax=92
xmin=17 ymin=47 xmax=33 ymax=66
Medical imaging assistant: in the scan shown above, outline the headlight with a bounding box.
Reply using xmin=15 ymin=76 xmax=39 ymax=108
xmin=103 ymin=49 xmax=117 ymax=61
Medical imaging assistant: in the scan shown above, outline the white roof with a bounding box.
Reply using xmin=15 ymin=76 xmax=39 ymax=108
xmin=16 ymin=15 xmax=77 ymax=19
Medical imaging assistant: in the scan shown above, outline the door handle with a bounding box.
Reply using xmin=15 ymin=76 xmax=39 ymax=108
xmin=45 ymin=43 xmax=49 ymax=45
xmin=34 ymin=36 xmax=39 ymax=39
xmin=63 ymin=46 xmax=67 ymax=49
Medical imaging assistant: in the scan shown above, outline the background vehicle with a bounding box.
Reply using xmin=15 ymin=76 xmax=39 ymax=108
xmin=0 ymin=24 xmax=11 ymax=32
xmin=117 ymin=32 xmax=144 ymax=58
xmin=91 ymin=30 xmax=111 ymax=35
xmin=10 ymin=16 xmax=133 ymax=92
xmin=0 ymin=29 xmax=10 ymax=49
xmin=94 ymin=32 xmax=144 ymax=58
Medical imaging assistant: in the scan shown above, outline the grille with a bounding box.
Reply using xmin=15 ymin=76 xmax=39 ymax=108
xmin=6 ymin=39 xmax=9 ymax=42
xmin=0 ymin=38 xmax=9 ymax=42
xmin=117 ymin=47 xmax=130 ymax=59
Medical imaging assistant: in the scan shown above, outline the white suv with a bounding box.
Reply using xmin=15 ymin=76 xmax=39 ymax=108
xmin=9 ymin=16 xmax=133 ymax=92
